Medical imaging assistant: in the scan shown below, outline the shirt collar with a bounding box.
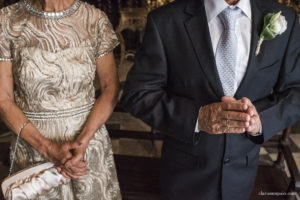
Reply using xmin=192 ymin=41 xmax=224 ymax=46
xmin=204 ymin=0 xmax=252 ymax=22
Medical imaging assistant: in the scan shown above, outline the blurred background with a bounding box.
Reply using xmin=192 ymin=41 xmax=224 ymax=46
xmin=0 ymin=0 xmax=299 ymax=199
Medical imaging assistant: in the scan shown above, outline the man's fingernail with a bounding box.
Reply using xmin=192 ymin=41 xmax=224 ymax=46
xmin=246 ymin=115 xmax=250 ymax=121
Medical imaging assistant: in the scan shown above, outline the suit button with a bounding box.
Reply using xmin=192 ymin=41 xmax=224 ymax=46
xmin=224 ymin=158 xmax=231 ymax=165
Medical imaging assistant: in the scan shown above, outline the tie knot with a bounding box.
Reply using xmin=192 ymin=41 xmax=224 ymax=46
xmin=219 ymin=7 xmax=241 ymax=30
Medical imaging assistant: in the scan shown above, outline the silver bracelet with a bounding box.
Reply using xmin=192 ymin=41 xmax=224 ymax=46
xmin=17 ymin=121 xmax=31 ymax=136
xmin=9 ymin=120 xmax=31 ymax=176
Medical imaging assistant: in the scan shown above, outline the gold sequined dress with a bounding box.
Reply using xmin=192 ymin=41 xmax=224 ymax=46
xmin=0 ymin=0 xmax=121 ymax=199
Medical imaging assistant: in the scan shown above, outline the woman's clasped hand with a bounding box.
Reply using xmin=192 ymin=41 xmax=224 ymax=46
xmin=43 ymin=141 xmax=88 ymax=179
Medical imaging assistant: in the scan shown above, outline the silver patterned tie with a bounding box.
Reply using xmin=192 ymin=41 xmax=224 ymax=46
xmin=216 ymin=7 xmax=241 ymax=96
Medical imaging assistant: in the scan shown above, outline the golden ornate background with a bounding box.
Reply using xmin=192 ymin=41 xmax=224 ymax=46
xmin=279 ymin=0 xmax=300 ymax=19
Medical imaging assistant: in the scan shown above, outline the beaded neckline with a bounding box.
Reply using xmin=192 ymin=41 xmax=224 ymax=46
xmin=23 ymin=0 xmax=81 ymax=19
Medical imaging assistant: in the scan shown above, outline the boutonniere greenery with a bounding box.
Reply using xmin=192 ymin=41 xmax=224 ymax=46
xmin=255 ymin=11 xmax=287 ymax=56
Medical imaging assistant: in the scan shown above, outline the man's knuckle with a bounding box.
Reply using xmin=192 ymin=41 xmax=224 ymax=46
xmin=224 ymin=103 xmax=229 ymax=110
xmin=218 ymin=103 xmax=224 ymax=110
xmin=212 ymin=124 xmax=219 ymax=130
xmin=227 ymin=112 xmax=232 ymax=119
xmin=219 ymin=126 xmax=224 ymax=132
xmin=244 ymin=97 xmax=250 ymax=102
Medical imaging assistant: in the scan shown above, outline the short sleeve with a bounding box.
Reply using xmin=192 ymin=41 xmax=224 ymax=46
xmin=95 ymin=12 xmax=119 ymax=59
xmin=0 ymin=15 xmax=12 ymax=61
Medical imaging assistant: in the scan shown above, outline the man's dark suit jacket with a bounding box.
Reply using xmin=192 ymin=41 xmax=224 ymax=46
xmin=121 ymin=0 xmax=300 ymax=199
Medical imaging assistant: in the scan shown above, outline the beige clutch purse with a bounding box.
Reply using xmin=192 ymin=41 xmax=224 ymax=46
xmin=1 ymin=122 xmax=69 ymax=199
xmin=1 ymin=162 xmax=69 ymax=200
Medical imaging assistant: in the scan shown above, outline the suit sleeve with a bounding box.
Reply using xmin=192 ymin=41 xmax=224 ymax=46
xmin=250 ymin=11 xmax=300 ymax=144
xmin=120 ymin=14 xmax=200 ymax=145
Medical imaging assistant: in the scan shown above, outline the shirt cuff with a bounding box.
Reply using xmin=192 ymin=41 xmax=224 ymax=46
xmin=251 ymin=124 xmax=263 ymax=136
xmin=195 ymin=118 xmax=199 ymax=132
xmin=194 ymin=107 xmax=201 ymax=133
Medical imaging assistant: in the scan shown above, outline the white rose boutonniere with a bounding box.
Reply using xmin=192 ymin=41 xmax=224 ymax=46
xmin=255 ymin=11 xmax=287 ymax=56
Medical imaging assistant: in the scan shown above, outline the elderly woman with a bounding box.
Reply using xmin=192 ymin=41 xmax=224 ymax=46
xmin=0 ymin=0 xmax=121 ymax=199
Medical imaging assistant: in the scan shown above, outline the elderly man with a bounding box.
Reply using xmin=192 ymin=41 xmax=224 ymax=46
xmin=121 ymin=0 xmax=300 ymax=199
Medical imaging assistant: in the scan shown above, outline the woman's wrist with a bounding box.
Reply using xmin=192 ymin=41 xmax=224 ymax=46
xmin=39 ymin=139 xmax=53 ymax=159
xmin=76 ymin=134 xmax=90 ymax=148
xmin=76 ymin=127 xmax=95 ymax=147
xmin=20 ymin=122 xmax=52 ymax=157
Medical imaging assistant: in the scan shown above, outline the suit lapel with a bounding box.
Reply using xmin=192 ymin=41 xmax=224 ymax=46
xmin=184 ymin=0 xmax=267 ymax=99
xmin=184 ymin=0 xmax=224 ymax=98
xmin=235 ymin=0 xmax=266 ymax=99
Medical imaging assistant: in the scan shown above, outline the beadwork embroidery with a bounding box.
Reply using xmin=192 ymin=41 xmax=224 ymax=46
xmin=23 ymin=0 xmax=81 ymax=19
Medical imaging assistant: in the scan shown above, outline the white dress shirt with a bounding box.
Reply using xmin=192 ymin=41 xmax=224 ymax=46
xmin=195 ymin=0 xmax=252 ymax=132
